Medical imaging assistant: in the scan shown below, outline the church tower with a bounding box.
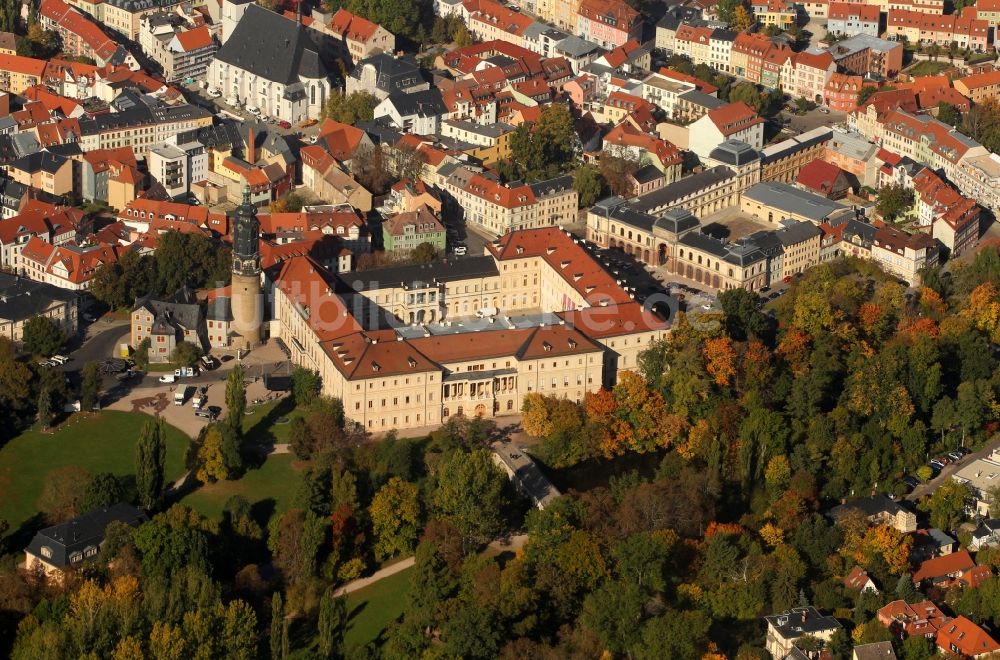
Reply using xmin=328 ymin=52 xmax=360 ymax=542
xmin=230 ymin=185 xmax=262 ymax=348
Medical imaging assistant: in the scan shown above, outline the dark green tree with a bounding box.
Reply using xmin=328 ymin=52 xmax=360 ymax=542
xmin=22 ymin=316 xmax=65 ymax=357
xmin=509 ymin=103 xmax=578 ymax=181
xmin=573 ymin=163 xmax=604 ymax=207
xmin=171 ymin=341 xmax=202 ymax=367
xmin=321 ymin=90 xmax=378 ymax=124
xmin=431 ymin=449 xmax=508 ymax=551
xmin=80 ymin=361 xmax=102 ymax=412
xmin=270 ymin=591 xmax=284 ymax=660
xmin=136 ymin=416 xmax=167 ymax=509
xmin=226 ymin=363 xmax=246 ymax=433
xmin=291 ymin=367 xmax=320 ymax=406
xmin=937 ymin=101 xmax=960 ymax=126
xmin=581 ymin=581 xmax=645 ymax=655
xmin=82 ymin=473 xmax=124 ymax=512
xmin=411 ymin=242 xmax=438 ymax=264
xmin=317 ymin=587 xmax=347 ymax=658
xmin=875 ymin=184 xmax=915 ymax=222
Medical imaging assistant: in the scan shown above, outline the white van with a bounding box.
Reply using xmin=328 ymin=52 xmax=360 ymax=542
xmin=159 ymin=374 xmax=176 ymax=384
xmin=246 ymin=106 xmax=261 ymax=116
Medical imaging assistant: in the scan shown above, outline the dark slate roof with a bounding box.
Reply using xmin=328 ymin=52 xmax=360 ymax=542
xmin=655 ymin=207 xmax=700 ymax=233
xmin=11 ymin=151 xmax=68 ymax=175
xmin=709 ymin=139 xmax=759 ymax=167
xmin=346 ymin=255 xmax=499 ymax=291
xmin=775 ymin=220 xmax=821 ymax=246
xmin=745 ymin=229 xmax=783 ymax=257
xmin=973 ymin=519 xmax=1000 ymax=539
xmin=206 ymin=293 xmax=232 ymax=322
xmin=25 ymin=503 xmax=147 ymax=569
xmin=350 ymin=53 xmax=426 ymax=92
xmin=829 ymin=494 xmax=911 ymax=520
xmin=106 ymin=0 xmax=184 ymax=10
xmin=632 ymin=163 xmax=663 ymax=184
xmin=0 ymin=134 xmax=20 ymax=163
xmin=356 ymin=119 xmax=403 ymax=145
xmin=384 ymin=88 xmax=447 ymax=119
xmin=679 ymin=89 xmax=725 ymax=111
xmin=591 ymin=196 xmax=657 ymax=231
xmin=763 ymin=607 xmax=842 ymax=640
xmin=132 ymin=288 xmax=202 ymax=334
xmin=711 ymin=28 xmax=738 ymax=41
xmin=632 ymin=166 xmax=734 ymax=213
xmin=529 ymin=174 xmax=575 ymax=198
xmin=679 ymin=231 xmax=768 ymax=267
xmin=46 ymin=142 xmax=84 ymax=158
xmin=0 ymin=272 xmax=77 ymax=323
xmin=214 ymin=4 xmax=327 ymax=84
xmin=195 ymin=121 xmax=243 ymax=148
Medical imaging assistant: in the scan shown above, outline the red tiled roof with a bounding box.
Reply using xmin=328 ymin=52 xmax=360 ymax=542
xmin=937 ymin=616 xmax=1000 ymax=657
xmin=843 ymin=565 xmax=873 ymax=590
xmin=328 ymin=8 xmax=380 ymax=42
xmin=828 ymin=2 xmax=880 ymax=20
xmin=174 ymin=26 xmax=213 ymax=51
xmin=913 ymin=549 xmax=976 ymax=582
xmin=706 ymin=101 xmax=764 ymax=136
xmin=488 ymin=227 xmax=633 ymax=306
xmin=315 ymin=118 xmax=369 ymax=161
xmin=796 ymin=158 xmax=846 ymax=194
xmin=577 ymin=0 xmax=640 ymax=30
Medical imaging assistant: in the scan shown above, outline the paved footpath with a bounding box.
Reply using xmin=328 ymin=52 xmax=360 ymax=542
xmin=333 ymin=534 xmax=529 ymax=597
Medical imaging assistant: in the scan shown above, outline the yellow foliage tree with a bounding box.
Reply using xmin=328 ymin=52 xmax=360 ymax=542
xmin=732 ymin=4 xmax=753 ymax=31
xmin=759 ymin=522 xmax=784 ymax=547
xmin=196 ymin=425 xmax=229 ymax=483
xmin=521 ymin=392 xmax=553 ymax=437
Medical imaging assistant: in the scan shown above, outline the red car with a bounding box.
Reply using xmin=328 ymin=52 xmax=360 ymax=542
xmin=279 ymin=120 xmax=291 ymax=129
xmin=782 ymin=275 xmax=792 ymax=283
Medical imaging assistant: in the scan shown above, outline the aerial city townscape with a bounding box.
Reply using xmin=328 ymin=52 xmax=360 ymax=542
xmin=5 ymin=0 xmax=1000 ymax=656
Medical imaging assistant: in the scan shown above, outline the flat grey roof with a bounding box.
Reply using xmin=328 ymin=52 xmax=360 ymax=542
xmin=743 ymin=182 xmax=845 ymax=222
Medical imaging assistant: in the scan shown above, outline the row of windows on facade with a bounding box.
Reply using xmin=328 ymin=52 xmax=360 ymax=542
xmin=39 ymin=545 xmax=97 ymax=562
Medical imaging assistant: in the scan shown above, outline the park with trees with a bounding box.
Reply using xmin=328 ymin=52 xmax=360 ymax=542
xmin=3 ymin=237 xmax=1000 ymax=657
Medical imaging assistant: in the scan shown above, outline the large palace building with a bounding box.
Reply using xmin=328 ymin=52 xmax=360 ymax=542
xmin=269 ymin=227 xmax=669 ymax=431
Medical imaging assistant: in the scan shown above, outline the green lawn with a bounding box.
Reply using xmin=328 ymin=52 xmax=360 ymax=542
xmin=180 ymin=397 xmax=306 ymax=523
xmin=241 ymin=397 xmax=302 ymax=448
xmin=907 ymin=60 xmax=952 ymax=76
xmin=344 ymin=567 xmax=413 ymax=650
xmin=180 ymin=453 xmax=304 ymax=522
xmin=0 ymin=411 xmax=188 ymax=535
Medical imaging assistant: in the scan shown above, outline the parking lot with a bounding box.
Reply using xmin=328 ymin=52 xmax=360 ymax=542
xmin=181 ymin=82 xmax=324 ymax=142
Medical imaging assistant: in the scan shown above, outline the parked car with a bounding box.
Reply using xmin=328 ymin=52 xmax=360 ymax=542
xmin=819 ymin=107 xmax=830 ymax=114
xmin=83 ymin=313 xmax=96 ymax=322
xmin=954 ymin=447 xmax=971 ymax=457
xmin=246 ymin=105 xmax=261 ymax=116
xmin=453 ymin=246 xmax=467 ymax=256
xmin=159 ymin=374 xmax=176 ymax=384
xmin=947 ymin=450 xmax=964 ymax=462
xmin=207 ymin=87 xmax=222 ymax=98
xmin=279 ymin=120 xmax=291 ymax=129
xmin=902 ymin=475 xmax=920 ymax=489
xmin=929 ymin=459 xmax=946 ymax=471
xmin=782 ymin=275 xmax=792 ymax=283
xmin=933 ymin=455 xmax=951 ymax=466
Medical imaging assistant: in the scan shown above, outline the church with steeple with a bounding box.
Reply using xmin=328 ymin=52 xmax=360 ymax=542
xmin=229 ymin=185 xmax=262 ymax=348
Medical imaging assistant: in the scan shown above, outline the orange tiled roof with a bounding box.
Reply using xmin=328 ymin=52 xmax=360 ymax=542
xmin=174 ymin=25 xmax=214 ymax=51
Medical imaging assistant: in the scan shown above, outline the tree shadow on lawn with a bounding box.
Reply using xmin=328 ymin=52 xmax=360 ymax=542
xmin=250 ymin=497 xmax=276 ymax=530
xmin=243 ymin=398 xmax=296 ymax=469
xmin=4 ymin=513 xmax=45 ymax=554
